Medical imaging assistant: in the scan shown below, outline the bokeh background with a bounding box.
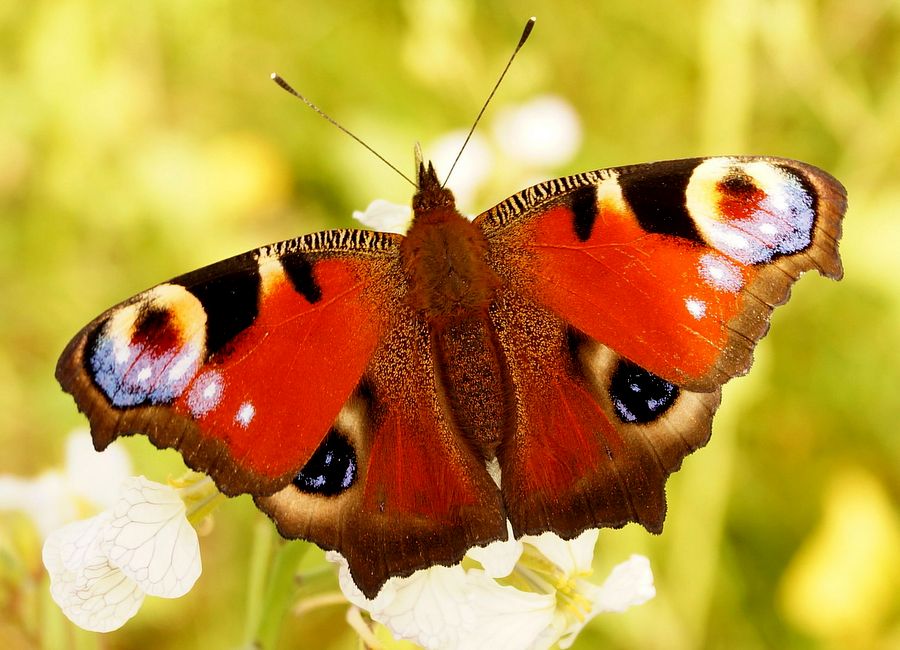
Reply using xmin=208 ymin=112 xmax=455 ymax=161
xmin=2 ymin=1 xmax=899 ymax=648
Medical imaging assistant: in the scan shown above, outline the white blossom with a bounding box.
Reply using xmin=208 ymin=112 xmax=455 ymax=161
xmin=493 ymin=95 xmax=582 ymax=167
xmin=42 ymin=476 xmax=205 ymax=632
xmin=429 ymin=130 xmax=494 ymax=209
xmin=329 ymin=528 xmax=654 ymax=650
xmin=352 ymin=199 xmax=413 ymax=233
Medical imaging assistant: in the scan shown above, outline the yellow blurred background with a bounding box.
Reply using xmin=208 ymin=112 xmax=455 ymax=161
xmin=1 ymin=1 xmax=898 ymax=648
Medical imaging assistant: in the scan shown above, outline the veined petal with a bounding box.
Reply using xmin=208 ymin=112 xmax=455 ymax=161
xmin=43 ymin=514 xmax=145 ymax=633
xmin=102 ymin=477 xmax=201 ymax=598
xmin=372 ymin=565 xmax=476 ymax=648
xmin=330 ymin=549 xmax=558 ymax=650
xmin=330 ymin=551 xmax=476 ymax=647
xmin=457 ymin=572 xmax=556 ymax=650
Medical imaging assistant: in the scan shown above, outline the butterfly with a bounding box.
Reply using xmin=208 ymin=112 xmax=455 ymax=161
xmin=56 ymin=152 xmax=846 ymax=598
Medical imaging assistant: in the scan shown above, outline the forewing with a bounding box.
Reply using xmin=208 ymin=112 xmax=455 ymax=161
xmin=56 ymin=230 xmax=399 ymax=496
xmin=478 ymin=156 xmax=846 ymax=391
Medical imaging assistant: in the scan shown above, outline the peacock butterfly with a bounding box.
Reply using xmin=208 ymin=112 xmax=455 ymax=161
xmin=56 ymin=149 xmax=845 ymax=598
xmin=54 ymin=15 xmax=846 ymax=596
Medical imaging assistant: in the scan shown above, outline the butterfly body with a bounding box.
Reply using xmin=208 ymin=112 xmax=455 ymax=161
xmin=401 ymin=164 xmax=509 ymax=457
xmin=57 ymin=154 xmax=845 ymax=597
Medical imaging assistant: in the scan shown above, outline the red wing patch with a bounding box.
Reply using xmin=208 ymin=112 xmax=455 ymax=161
xmin=362 ymin=406 xmax=482 ymax=517
xmin=255 ymin=304 xmax=507 ymax=599
xmin=57 ymin=233 xmax=400 ymax=495
xmin=522 ymin=201 xmax=752 ymax=387
xmin=170 ymin=258 xmax=383 ymax=480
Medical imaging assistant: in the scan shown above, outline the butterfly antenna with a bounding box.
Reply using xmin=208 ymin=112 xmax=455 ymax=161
xmin=441 ymin=16 xmax=536 ymax=188
xmin=270 ymin=73 xmax=416 ymax=187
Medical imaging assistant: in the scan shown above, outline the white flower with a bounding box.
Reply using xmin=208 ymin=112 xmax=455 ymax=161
xmin=42 ymin=475 xmax=207 ymax=632
xmin=493 ymin=95 xmax=582 ymax=167
xmin=328 ymin=528 xmax=654 ymax=650
xmin=0 ymin=428 xmax=131 ymax=537
xmin=353 ymin=199 xmax=413 ymax=233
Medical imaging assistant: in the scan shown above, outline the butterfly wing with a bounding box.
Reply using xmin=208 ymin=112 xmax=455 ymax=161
xmin=478 ymin=156 xmax=845 ymax=536
xmin=57 ymin=228 xmax=506 ymax=598
xmin=56 ymin=230 xmax=401 ymax=495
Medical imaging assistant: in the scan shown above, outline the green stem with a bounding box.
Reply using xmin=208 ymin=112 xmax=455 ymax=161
xmin=253 ymin=537 xmax=310 ymax=650
xmin=244 ymin=518 xmax=275 ymax=645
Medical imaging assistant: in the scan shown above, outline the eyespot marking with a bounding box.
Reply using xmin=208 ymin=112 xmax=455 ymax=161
xmin=609 ymin=359 xmax=679 ymax=424
xmin=686 ymin=158 xmax=816 ymax=264
xmin=88 ymin=285 xmax=206 ymax=408
xmin=293 ymin=429 xmax=357 ymax=496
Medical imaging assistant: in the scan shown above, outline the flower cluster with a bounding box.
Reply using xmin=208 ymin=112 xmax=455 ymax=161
xmin=330 ymin=527 xmax=654 ymax=650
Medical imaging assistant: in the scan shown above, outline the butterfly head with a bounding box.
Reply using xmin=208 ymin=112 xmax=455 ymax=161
xmin=413 ymin=159 xmax=457 ymax=215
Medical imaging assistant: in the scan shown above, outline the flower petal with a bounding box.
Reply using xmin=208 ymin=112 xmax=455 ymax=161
xmin=371 ymin=564 xmax=476 ymax=648
xmin=592 ymin=554 xmax=655 ymax=613
xmin=0 ymin=472 xmax=72 ymax=537
xmin=521 ymin=528 xmax=599 ymax=575
xmin=327 ymin=550 xmax=398 ymax=612
xmin=457 ymin=572 xmax=557 ymax=650
xmin=43 ymin=515 xmax=145 ymax=633
xmin=330 ymin=550 xmax=557 ymax=650
xmin=102 ymin=477 xmax=201 ymax=598
xmin=428 ymin=130 xmax=493 ymax=210
xmin=352 ymin=199 xmax=412 ymax=234
xmin=466 ymin=521 xmax=523 ymax=579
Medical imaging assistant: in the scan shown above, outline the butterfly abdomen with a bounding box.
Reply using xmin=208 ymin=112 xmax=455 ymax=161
xmin=431 ymin=315 xmax=512 ymax=459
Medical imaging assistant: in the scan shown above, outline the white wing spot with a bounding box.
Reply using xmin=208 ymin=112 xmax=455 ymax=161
xmin=167 ymin=348 xmax=199 ymax=383
xmin=136 ymin=366 xmax=152 ymax=383
xmin=698 ymin=253 xmax=743 ymax=293
xmin=187 ymin=371 xmax=224 ymax=417
xmin=114 ymin=344 xmax=132 ymax=366
xmin=235 ymin=402 xmax=255 ymax=428
xmin=685 ymin=298 xmax=707 ymax=320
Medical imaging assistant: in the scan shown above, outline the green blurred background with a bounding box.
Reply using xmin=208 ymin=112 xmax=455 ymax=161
xmin=2 ymin=0 xmax=899 ymax=648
